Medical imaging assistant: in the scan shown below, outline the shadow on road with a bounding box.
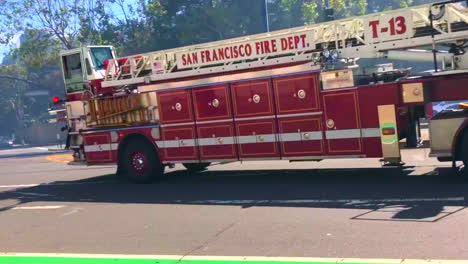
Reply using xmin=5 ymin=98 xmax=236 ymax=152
xmin=0 ymin=166 xmax=466 ymax=222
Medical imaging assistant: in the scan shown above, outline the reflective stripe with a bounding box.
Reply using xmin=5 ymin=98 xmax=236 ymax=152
xmin=280 ymin=131 xmax=323 ymax=142
xmin=196 ymin=119 xmax=233 ymax=125
xmin=84 ymin=143 xmax=119 ymax=152
xmin=276 ymin=112 xmax=323 ymax=118
xmin=160 ymin=122 xmax=195 ymax=128
xmin=154 ymin=128 xmax=380 ymax=149
xmin=198 ymin=136 xmax=235 ymax=146
xmin=325 ymin=129 xmax=361 ymax=139
xmin=361 ymin=128 xmax=380 ymax=138
xmin=156 ymin=139 xmax=196 ymax=148
xmin=80 ymin=128 xmax=381 ymax=152
xmin=234 ymin=115 xmax=275 ymax=122
xmin=83 ymin=128 xmax=381 ymax=152
xmin=237 ymin=134 xmax=277 ymax=144
xmin=325 ymin=128 xmax=380 ymax=140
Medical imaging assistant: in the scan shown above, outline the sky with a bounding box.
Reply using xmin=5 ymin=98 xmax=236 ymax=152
xmin=0 ymin=0 xmax=136 ymax=63
xmin=0 ymin=34 xmax=21 ymax=62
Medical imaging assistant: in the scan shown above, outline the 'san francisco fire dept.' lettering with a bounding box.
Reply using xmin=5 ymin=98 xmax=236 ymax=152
xmin=179 ymin=33 xmax=310 ymax=68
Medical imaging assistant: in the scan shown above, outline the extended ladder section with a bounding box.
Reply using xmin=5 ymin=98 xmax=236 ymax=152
xmin=102 ymin=2 xmax=468 ymax=88
xmin=87 ymin=92 xmax=159 ymax=127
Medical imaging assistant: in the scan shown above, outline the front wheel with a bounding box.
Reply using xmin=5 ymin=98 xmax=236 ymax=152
xmin=118 ymin=139 xmax=164 ymax=183
xmin=183 ymin=162 xmax=211 ymax=172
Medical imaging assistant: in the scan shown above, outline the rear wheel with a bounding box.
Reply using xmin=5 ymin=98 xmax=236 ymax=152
xmin=183 ymin=162 xmax=211 ymax=172
xmin=460 ymin=131 xmax=468 ymax=169
xmin=406 ymin=108 xmax=421 ymax=148
xmin=118 ymin=139 xmax=164 ymax=183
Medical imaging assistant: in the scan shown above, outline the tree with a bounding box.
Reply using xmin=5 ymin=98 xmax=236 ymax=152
xmin=100 ymin=0 xmax=269 ymax=56
xmin=0 ymin=64 xmax=30 ymax=136
xmin=0 ymin=0 xmax=112 ymax=49
xmin=366 ymin=0 xmax=436 ymax=13
xmin=269 ymin=0 xmax=436 ymax=29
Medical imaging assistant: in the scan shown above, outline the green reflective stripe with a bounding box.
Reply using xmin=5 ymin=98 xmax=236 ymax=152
xmin=0 ymin=257 xmax=409 ymax=264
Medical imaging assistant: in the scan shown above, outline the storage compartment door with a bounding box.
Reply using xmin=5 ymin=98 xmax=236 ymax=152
xmin=231 ymin=80 xmax=275 ymax=118
xmin=278 ymin=117 xmax=324 ymax=157
xmin=160 ymin=126 xmax=198 ymax=161
xmin=273 ymin=74 xmax=320 ymax=115
xmin=197 ymin=122 xmax=237 ymax=160
xmin=323 ymin=90 xmax=362 ymax=155
xmin=157 ymin=90 xmax=194 ymax=125
xmin=192 ymin=85 xmax=232 ymax=121
xmin=84 ymin=133 xmax=113 ymax=163
xmin=232 ymin=80 xmax=279 ymax=159
xmin=236 ymin=119 xmax=279 ymax=159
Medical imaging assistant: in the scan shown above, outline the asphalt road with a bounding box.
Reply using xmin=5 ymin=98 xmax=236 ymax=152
xmin=0 ymin=147 xmax=468 ymax=260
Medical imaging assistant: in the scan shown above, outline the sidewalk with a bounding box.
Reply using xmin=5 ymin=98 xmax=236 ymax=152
xmin=0 ymin=145 xmax=70 ymax=159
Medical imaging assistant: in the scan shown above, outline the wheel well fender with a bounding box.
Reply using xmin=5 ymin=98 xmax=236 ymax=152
xmin=117 ymin=133 xmax=160 ymax=167
xmin=452 ymin=118 xmax=468 ymax=159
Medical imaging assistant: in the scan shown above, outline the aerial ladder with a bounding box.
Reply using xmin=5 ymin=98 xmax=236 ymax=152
xmin=98 ymin=0 xmax=468 ymax=91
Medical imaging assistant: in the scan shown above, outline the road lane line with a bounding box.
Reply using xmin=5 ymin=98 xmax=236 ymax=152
xmin=12 ymin=205 xmax=65 ymax=210
xmin=60 ymin=207 xmax=83 ymax=217
xmin=14 ymin=192 xmax=53 ymax=197
xmin=1 ymin=253 xmax=468 ymax=264
xmin=34 ymin=147 xmax=49 ymax=150
xmin=176 ymin=197 xmax=464 ymax=205
xmin=0 ymin=181 xmax=118 ymax=189
xmin=0 ymin=184 xmax=39 ymax=188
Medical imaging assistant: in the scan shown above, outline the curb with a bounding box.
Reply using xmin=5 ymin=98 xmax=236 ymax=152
xmin=0 ymin=150 xmax=71 ymax=159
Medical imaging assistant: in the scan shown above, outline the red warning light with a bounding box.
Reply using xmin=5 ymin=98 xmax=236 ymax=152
xmin=52 ymin=96 xmax=61 ymax=104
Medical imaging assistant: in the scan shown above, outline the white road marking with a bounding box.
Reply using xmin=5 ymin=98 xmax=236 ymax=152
xmin=177 ymin=197 xmax=464 ymax=205
xmin=34 ymin=147 xmax=49 ymax=150
xmin=61 ymin=207 xmax=83 ymax=217
xmin=0 ymin=184 xmax=39 ymax=188
xmin=12 ymin=205 xmax=65 ymax=210
xmin=0 ymin=181 xmax=117 ymax=189
xmin=1 ymin=253 xmax=468 ymax=264
xmin=14 ymin=192 xmax=53 ymax=197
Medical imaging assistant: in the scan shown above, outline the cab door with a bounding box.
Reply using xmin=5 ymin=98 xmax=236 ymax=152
xmin=322 ymin=90 xmax=362 ymax=155
xmin=61 ymin=52 xmax=86 ymax=95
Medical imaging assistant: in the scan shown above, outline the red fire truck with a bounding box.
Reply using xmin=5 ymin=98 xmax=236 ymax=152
xmin=58 ymin=1 xmax=468 ymax=183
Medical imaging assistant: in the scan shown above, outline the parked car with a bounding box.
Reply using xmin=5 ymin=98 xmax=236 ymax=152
xmin=0 ymin=136 xmax=13 ymax=149
xmin=432 ymin=101 xmax=466 ymax=116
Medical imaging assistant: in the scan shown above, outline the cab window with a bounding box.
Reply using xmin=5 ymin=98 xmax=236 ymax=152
xmin=62 ymin=53 xmax=85 ymax=93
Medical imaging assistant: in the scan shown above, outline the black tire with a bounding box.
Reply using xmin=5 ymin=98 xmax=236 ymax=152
xmin=406 ymin=109 xmax=420 ymax=148
xmin=460 ymin=131 xmax=468 ymax=169
xmin=118 ymin=139 xmax=164 ymax=183
xmin=183 ymin=162 xmax=211 ymax=172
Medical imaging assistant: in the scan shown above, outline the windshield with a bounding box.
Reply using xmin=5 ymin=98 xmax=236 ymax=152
xmin=90 ymin=47 xmax=113 ymax=70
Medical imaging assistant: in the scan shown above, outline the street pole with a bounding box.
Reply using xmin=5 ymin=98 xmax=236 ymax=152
xmin=324 ymin=0 xmax=334 ymax=22
xmin=264 ymin=0 xmax=270 ymax=32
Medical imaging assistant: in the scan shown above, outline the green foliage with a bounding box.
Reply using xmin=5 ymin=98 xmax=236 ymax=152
xmin=0 ymin=0 xmax=113 ymax=49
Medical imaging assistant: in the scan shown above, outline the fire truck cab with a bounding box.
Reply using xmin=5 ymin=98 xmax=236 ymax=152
xmin=60 ymin=46 xmax=116 ymax=97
